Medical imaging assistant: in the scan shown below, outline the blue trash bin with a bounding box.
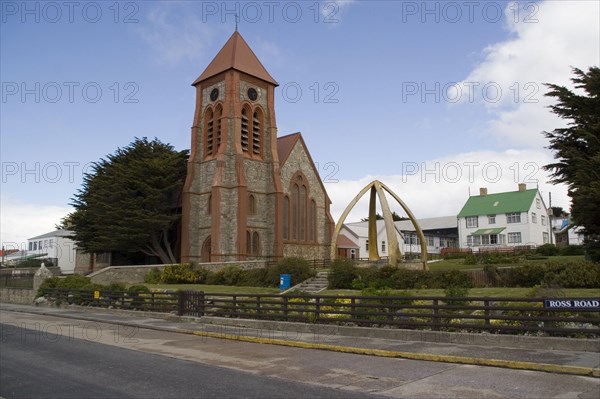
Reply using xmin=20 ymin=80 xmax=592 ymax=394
xmin=279 ymin=274 xmax=291 ymax=291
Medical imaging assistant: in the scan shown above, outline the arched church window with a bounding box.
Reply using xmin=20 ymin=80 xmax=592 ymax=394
xmin=205 ymin=108 xmax=214 ymax=157
xmin=252 ymin=109 xmax=262 ymax=156
xmin=246 ymin=231 xmax=252 ymax=255
xmin=309 ymin=200 xmax=316 ymax=241
xmin=241 ymin=107 xmax=250 ymax=152
xmin=292 ymin=184 xmax=299 ymax=240
xmin=300 ymin=185 xmax=307 ymax=241
xmin=201 ymin=236 xmax=211 ymax=263
xmin=207 ymin=194 xmax=211 ymax=215
xmin=252 ymin=231 xmax=260 ymax=255
xmin=248 ymin=194 xmax=256 ymax=215
xmin=215 ymin=105 xmax=222 ymax=151
xmin=283 ymin=196 xmax=289 ymax=240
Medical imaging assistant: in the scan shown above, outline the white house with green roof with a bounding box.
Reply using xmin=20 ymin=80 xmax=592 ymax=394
xmin=457 ymin=184 xmax=552 ymax=250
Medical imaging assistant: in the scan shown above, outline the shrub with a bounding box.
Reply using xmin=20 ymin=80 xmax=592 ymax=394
xmin=213 ymin=265 xmax=245 ymax=286
xmin=107 ymin=283 xmax=127 ymax=291
xmin=501 ymin=264 xmax=546 ymax=287
xmin=127 ymin=285 xmax=151 ymax=294
xmin=268 ymin=257 xmax=315 ymax=287
xmin=537 ymin=244 xmax=560 ymax=256
xmin=443 ymin=285 xmax=470 ymax=306
xmin=463 ymin=255 xmax=478 ymax=265
xmin=559 ymin=245 xmax=585 ymax=256
xmin=328 ymin=259 xmax=358 ymax=289
xmin=542 ymin=260 xmax=600 ymax=288
xmin=144 ymin=268 xmax=162 ymax=284
xmin=159 ymin=264 xmax=198 ymax=284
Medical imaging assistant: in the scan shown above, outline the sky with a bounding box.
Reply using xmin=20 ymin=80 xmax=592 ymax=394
xmin=1 ymin=0 xmax=599 ymax=250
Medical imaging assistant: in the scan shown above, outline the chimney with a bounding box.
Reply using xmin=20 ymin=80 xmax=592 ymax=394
xmin=518 ymin=183 xmax=527 ymax=192
xmin=479 ymin=187 xmax=488 ymax=196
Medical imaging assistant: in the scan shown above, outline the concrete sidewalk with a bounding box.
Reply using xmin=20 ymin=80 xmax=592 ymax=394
xmin=1 ymin=303 xmax=598 ymax=377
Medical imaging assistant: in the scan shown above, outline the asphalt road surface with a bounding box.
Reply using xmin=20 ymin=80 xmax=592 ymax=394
xmin=1 ymin=310 xmax=598 ymax=399
xmin=0 ymin=323 xmax=383 ymax=399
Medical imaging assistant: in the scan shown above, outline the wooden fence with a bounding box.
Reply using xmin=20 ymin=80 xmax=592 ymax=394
xmin=42 ymin=288 xmax=600 ymax=337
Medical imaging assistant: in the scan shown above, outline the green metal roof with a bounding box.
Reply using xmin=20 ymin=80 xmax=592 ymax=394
xmin=472 ymin=227 xmax=506 ymax=236
xmin=458 ymin=189 xmax=538 ymax=217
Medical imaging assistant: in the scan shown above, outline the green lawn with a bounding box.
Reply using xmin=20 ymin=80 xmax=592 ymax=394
xmin=145 ymin=283 xmax=280 ymax=295
xmin=323 ymin=287 xmax=600 ymax=298
xmin=426 ymin=255 xmax=586 ymax=271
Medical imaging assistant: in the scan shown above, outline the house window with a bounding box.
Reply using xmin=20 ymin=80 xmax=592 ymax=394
xmin=365 ymin=239 xmax=369 ymax=251
xmin=381 ymin=241 xmax=386 ymax=252
xmin=541 ymin=215 xmax=546 ymax=226
xmin=467 ymin=235 xmax=481 ymax=246
xmin=481 ymin=234 xmax=500 ymax=245
xmin=48 ymin=239 xmax=54 ymax=248
xmin=38 ymin=241 xmax=42 ymax=250
xmin=283 ymin=196 xmax=289 ymax=240
xmin=532 ymin=212 xmax=537 ymax=224
xmin=508 ymin=232 xmax=522 ymax=243
xmin=543 ymin=232 xmax=549 ymax=244
xmin=536 ymin=198 xmax=541 ymax=209
xmin=506 ymin=212 xmax=521 ymax=223
xmin=488 ymin=215 xmax=496 ymax=224
xmin=28 ymin=242 xmax=33 ymax=251
xmin=426 ymin=236 xmax=434 ymax=246
xmin=466 ymin=216 xmax=478 ymax=228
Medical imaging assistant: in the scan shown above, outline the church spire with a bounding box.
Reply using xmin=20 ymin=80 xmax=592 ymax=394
xmin=192 ymin=31 xmax=278 ymax=86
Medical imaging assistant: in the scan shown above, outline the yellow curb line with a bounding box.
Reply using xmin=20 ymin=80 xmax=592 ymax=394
xmin=192 ymin=330 xmax=600 ymax=378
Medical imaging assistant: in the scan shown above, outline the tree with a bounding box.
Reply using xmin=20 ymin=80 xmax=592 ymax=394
xmin=70 ymin=138 xmax=189 ymax=264
xmin=550 ymin=206 xmax=568 ymax=218
xmin=543 ymin=66 xmax=600 ymax=261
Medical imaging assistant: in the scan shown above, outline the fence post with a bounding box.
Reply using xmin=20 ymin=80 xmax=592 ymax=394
xmin=432 ymin=299 xmax=440 ymax=331
xmin=484 ymin=300 xmax=491 ymax=329
xmin=315 ymin=297 xmax=321 ymax=323
xmin=283 ymin=296 xmax=288 ymax=320
xmin=177 ymin=291 xmax=186 ymax=316
xmin=232 ymin=295 xmax=237 ymax=317
xmin=256 ymin=295 xmax=261 ymax=317
xmin=199 ymin=291 xmax=205 ymax=317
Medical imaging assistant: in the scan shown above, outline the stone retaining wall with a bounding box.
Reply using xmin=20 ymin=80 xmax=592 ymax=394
xmin=88 ymin=261 xmax=269 ymax=285
xmin=0 ymin=288 xmax=35 ymax=304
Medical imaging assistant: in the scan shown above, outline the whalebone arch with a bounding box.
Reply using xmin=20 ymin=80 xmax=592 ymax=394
xmin=331 ymin=180 xmax=428 ymax=269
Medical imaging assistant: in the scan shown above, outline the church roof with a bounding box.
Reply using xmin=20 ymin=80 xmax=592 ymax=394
xmin=276 ymin=133 xmax=301 ymax=164
xmin=193 ymin=31 xmax=278 ymax=86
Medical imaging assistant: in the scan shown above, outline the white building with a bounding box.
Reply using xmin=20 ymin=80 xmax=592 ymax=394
xmin=340 ymin=216 xmax=458 ymax=259
xmin=457 ymin=184 xmax=552 ymax=250
xmin=552 ymin=217 xmax=585 ymax=246
xmin=27 ymin=229 xmax=77 ymax=274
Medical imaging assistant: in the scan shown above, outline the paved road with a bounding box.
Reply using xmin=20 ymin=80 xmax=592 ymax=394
xmin=0 ymin=323 xmax=383 ymax=399
xmin=1 ymin=310 xmax=599 ymax=398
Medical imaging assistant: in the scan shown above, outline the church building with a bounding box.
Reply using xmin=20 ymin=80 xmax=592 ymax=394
xmin=181 ymin=31 xmax=334 ymax=263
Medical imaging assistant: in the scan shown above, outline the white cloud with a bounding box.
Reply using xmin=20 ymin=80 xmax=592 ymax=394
xmin=456 ymin=0 xmax=600 ymax=148
xmin=0 ymin=195 xmax=72 ymax=250
xmin=325 ymin=149 xmax=569 ymax=224
xmin=135 ymin=3 xmax=218 ymax=66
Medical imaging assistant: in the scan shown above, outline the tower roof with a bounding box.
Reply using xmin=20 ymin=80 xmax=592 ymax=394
xmin=193 ymin=31 xmax=278 ymax=86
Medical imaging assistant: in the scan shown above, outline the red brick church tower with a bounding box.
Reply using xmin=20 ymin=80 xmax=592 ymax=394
xmin=181 ymin=31 xmax=333 ymax=263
